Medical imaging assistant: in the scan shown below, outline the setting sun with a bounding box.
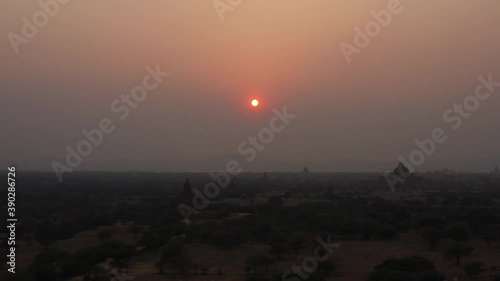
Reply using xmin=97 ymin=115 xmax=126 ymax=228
xmin=251 ymin=99 xmax=259 ymax=107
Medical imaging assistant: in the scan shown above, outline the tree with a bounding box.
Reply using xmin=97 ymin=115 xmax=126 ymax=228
xmin=245 ymin=255 xmax=274 ymax=273
xmin=288 ymin=232 xmax=306 ymax=253
xmin=377 ymin=224 xmax=398 ymax=240
xmin=100 ymin=241 xmax=134 ymax=270
xmin=30 ymin=251 xmax=78 ymax=281
xmin=372 ymin=271 xmax=416 ymax=281
xmin=246 ymin=255 xmax=260 ymax=274
xmin=5 ymin=273 xmax=35 ymax=281
xmin=374 ymin=256 xmax=436 ymax=273
xmin=369 ymin=256 xmax=442 ymax=281
xmin=463 ymin=262 xmax=485 ymax=278
xmin=465 ymin=208 xmax=497 ymax=232
xmin=308 ymin=271 xmax=326 ymax=281
xmin=75 ymin=246 xmax=106 ymax=271
xmin=416 ymin=215 xmax=447 ymax=233
xmin=83 ymin=266 xmax=109 ymax=281
xmin=479 ymin=225 xmax=499 ymax=246
xmin=139 ymin=230 xmax=167 ymax=250
xmin=249 ymin=194 xmax=256 ymax=205
xmin=246 ymin=274 xmax=270 ymax=281
xmin=129 ymin=225 xmax=143 ymax=239
xmin=417 ymin=270 xmax=444 ymax=281
xmin=317 ymin=260 xmax=336 ymax=277
xmin=109 ymin=243 xmax=134 ymax=269
xmin=421 ymin=227 xmax=444 ymax=250
xmin=268 ymin=196 xmax=284 ymax=207
xmin=269 ymin=242 xmax=289 ymax=259
xmin=361 ymin=219 xmax=380 ymax=240
xmin=210 ymin=230 xmax=245 ymax=249
xmin=98 ymin=229 xmax=113 ymax=242
xmin=446 ymin=223 xmax=471 ymax=244
xmin=259 ymin=255 xmax=275 ymax=271
xmin=158 ymin=239 xmax=193 ymax=277
xmin=338 ymin=219 xmax=358 ymax=238
xmin=444 ymin=244 xmax=472 ymax=265
xmin=35 ymin=224 xmax=57 ymax=248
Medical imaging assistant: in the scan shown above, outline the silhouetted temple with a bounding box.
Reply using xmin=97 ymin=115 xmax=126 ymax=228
xmin=380 ymin=162 xmax=421 ymax=188
xmin=493 ymin=166 xmax=500 ymax=174
xmin=260 ymin=172 xmax=269 ymax=181
xmin=491 ymin=166 xmax=500 ymax=180
xmin=392 ymin=162 xmax=415 ymax=178
xmin=176 ymin=178 xmax=194 ymax=206
xmin=302 ymin=166 xmax=310 ymax=174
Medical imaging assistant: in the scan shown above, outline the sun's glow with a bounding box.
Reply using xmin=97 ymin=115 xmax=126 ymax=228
xmin=251 ymin=99 xmax=259 ymax=107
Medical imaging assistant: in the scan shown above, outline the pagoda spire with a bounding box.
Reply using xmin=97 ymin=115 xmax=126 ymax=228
xmin=183 ymin=178 xmax=191 ymax=191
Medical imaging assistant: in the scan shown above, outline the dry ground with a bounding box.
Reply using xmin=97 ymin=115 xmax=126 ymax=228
xmin=125 ymin=231 xmax=500 ymax=281
xmin=6 ymin=217 xmax=500 ymax=281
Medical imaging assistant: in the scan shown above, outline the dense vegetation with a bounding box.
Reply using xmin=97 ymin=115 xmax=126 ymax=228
xmin=1 ymin=171 xmax=500 ymax=281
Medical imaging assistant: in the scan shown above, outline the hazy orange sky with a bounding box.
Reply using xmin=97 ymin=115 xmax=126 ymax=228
xmin=1 ymin=1 xmax=500 ymax=172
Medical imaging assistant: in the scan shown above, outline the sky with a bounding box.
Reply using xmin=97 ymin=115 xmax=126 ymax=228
xmin=1 ymin=0 xmax=500 ymax=173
